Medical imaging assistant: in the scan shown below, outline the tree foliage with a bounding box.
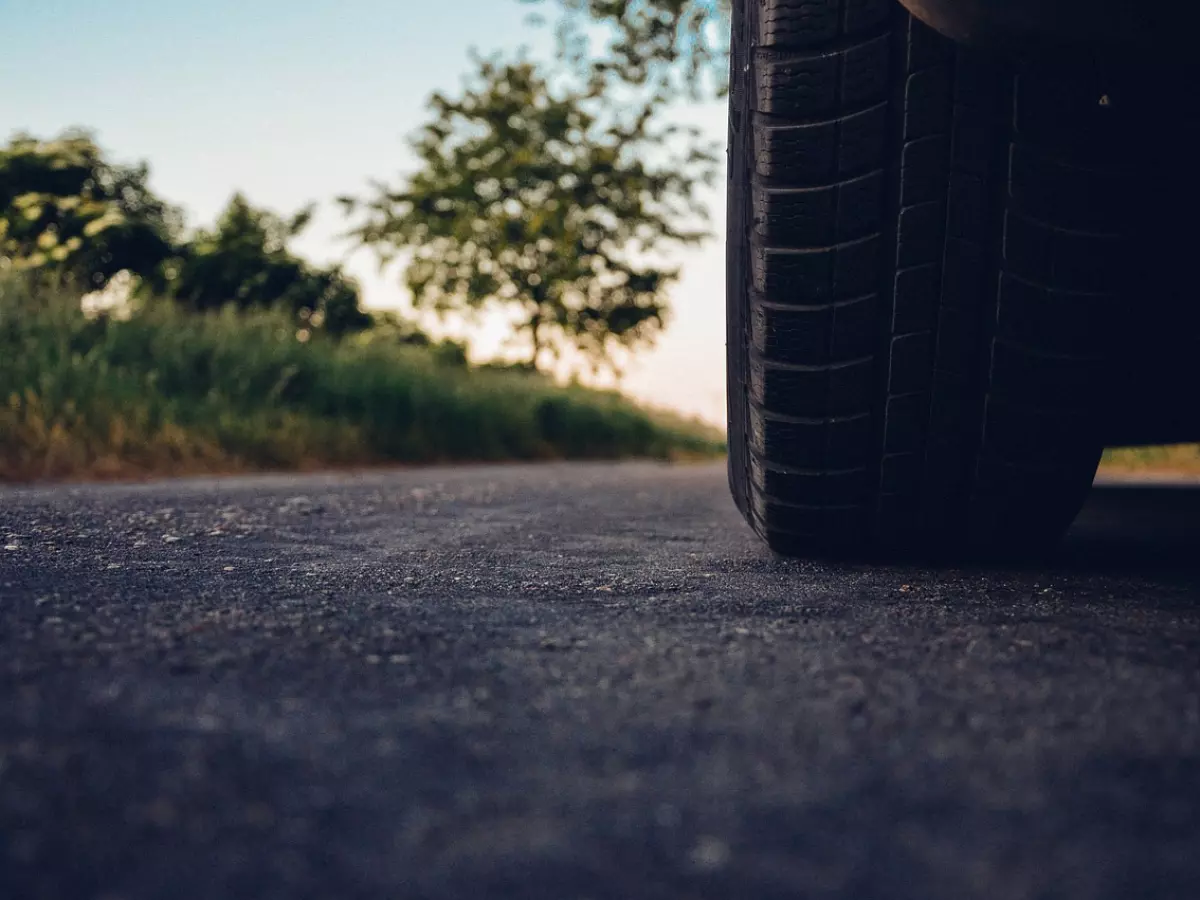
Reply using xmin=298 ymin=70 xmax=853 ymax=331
xmin=172 ymin=194 xmax=370 ymax=336
xmin=0 ymin=130 xmax=181 ymax=290
xmin=346 ymin=54 xmax=715 ymax=372
xmin=0 ymin=131 xmax=374 ymax=337
xmin=523 ymin=0 xmax=730 ymax=98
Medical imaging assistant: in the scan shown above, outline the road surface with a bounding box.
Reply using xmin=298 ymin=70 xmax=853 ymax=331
xmin=2 ymin=463 xmax=1199 ymax=899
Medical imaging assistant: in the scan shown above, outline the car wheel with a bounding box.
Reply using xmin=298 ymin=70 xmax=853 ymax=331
xmin=726 ymin=0 xmax=1137 ymax=556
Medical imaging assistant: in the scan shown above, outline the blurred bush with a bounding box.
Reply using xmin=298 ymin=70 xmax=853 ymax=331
xmin=169 ymin=193 xmax=371 ymax=337
xmin=0 ymin=130 xmax=180 ymax=292
xmin=2 ymin=132 xmax=374 ymax=338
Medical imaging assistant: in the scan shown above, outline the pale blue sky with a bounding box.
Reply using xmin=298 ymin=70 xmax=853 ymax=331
xmin=2 ymin=0 xmax=729 ymax=424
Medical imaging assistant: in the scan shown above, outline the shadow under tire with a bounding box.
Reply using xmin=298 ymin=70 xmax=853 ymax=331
xmin=726 ymin=0 xmax=1136 ymax=557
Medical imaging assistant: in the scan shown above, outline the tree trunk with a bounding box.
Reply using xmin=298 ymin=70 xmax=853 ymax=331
xmin=529 ymin=311 xmax=542 ymax=369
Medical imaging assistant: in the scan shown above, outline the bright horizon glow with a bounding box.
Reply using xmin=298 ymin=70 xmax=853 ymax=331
xmin=2 ymin=0 xmax=729 ymax=426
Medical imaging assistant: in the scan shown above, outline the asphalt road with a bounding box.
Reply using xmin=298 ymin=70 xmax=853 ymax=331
xmin=2 ymin=462 xmax=1199 ymax=900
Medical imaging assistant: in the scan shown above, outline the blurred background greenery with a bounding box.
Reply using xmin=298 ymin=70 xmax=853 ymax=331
xmin=1 ymin=0 xmax=731 ymax=481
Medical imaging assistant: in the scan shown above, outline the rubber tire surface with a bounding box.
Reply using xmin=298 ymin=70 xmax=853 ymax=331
xmin=726 ymin=0 xmax=1146 ymax=558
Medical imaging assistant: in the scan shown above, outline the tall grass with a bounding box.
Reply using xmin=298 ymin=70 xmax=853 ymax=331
xmin=1100 ymin=445 xmax=1200 ymax=475
xmin=0 ymin=279 xmax=723 ymax=481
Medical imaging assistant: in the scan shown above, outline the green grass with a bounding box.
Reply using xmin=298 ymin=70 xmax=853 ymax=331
xmin=1100 ymin=444 xmax=1200 ymax=476
xmin=0 ymin=279 xmax=724 ymax=481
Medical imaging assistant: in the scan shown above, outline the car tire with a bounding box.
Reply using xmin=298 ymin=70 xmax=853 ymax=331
xmin=726 ymin=0 xmax=1138 ymax=557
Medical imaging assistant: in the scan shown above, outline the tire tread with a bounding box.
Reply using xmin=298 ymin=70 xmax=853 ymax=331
xmin=729 ymin=0 xmax=1120 ymax=555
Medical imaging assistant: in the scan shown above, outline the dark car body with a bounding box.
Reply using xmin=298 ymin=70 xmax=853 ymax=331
xmin=899 ymin=0 xmax=1190 ymax=51
xmin=896 ymin=0 xmax=1200 ymax=449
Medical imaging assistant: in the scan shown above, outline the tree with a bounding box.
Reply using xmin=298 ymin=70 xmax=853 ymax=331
xmin=1 ymin=132 xmax=375 ymax=338
xmin=522 ymin=0 xmax=730 ymax=98
xmin=172 ymin=193 xmax=370 ymax=337
xmin=0 ymin=130 xmax=181 ymax=290
xmin=345 ymin=54 xmax=715 ymax=373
